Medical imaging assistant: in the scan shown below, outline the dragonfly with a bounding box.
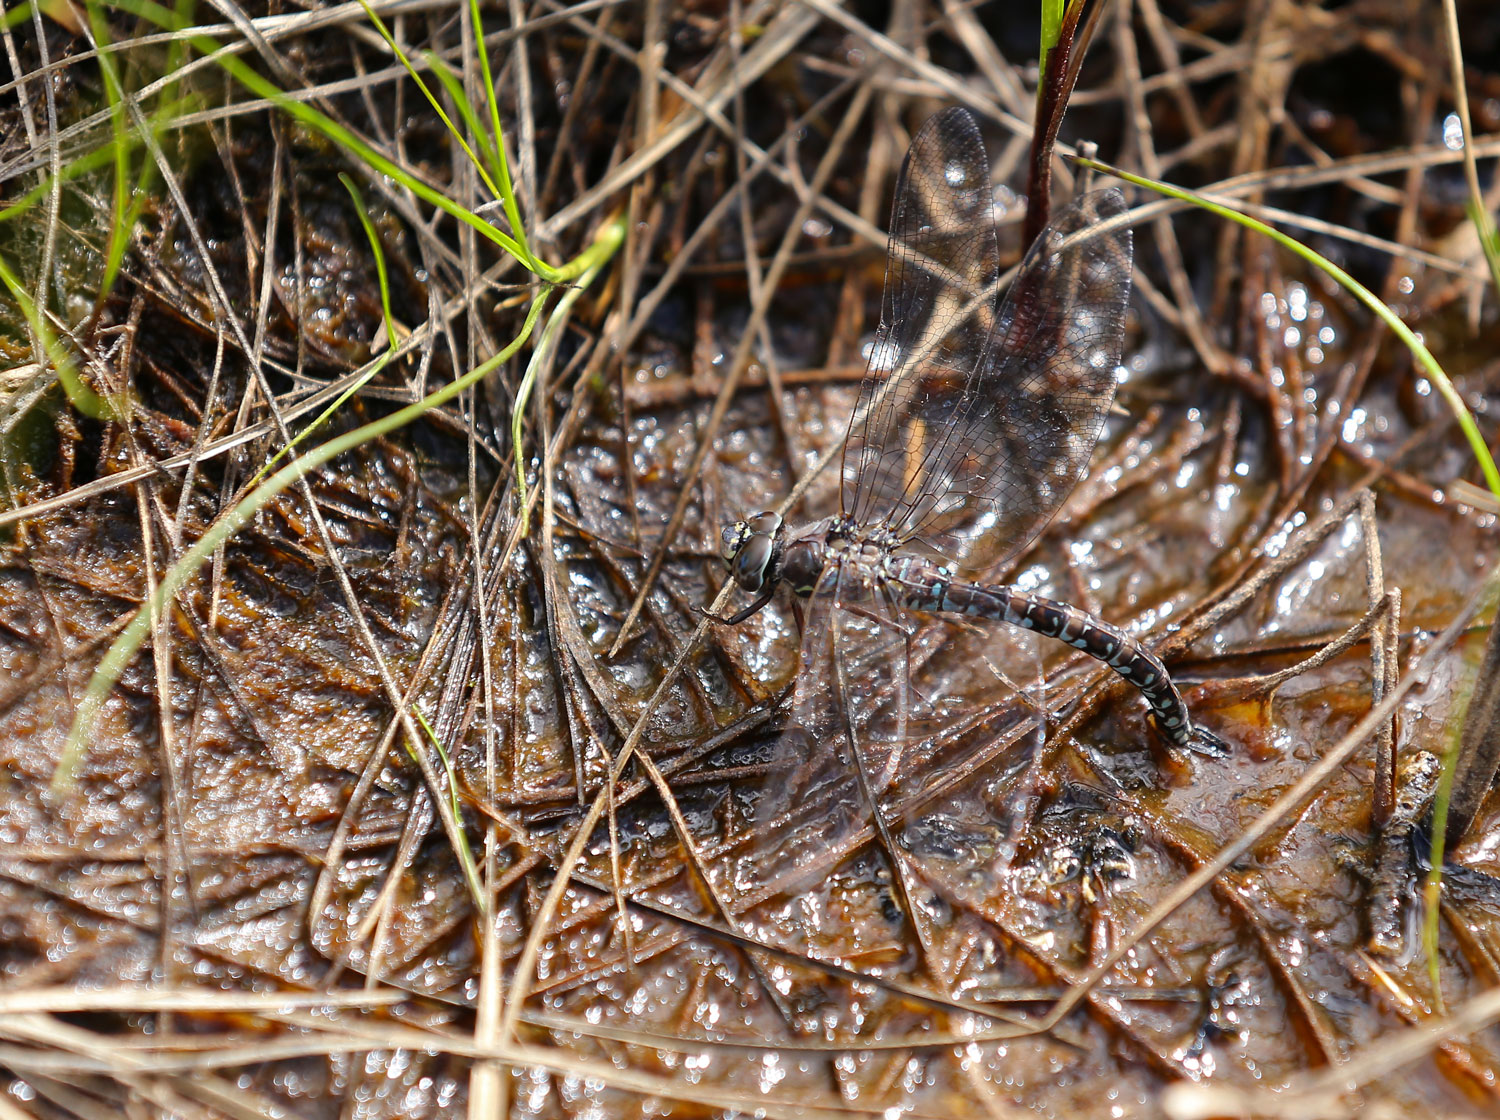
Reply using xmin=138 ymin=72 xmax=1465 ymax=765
xmin=715 ymin=107 xmax=1226 ymax=894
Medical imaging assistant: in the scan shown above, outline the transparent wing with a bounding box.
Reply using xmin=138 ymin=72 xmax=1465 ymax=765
xmin=722 ymin=560 xmax=916 ymax=907
xmin=842 ymin=106 xmax=1002 ymax=554
xmin=845 ymin=110 xmax=1133 ymax=574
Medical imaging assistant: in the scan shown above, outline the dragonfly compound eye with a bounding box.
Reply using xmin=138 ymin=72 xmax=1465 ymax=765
xmin=730 ymin=533 xmax=775 ymax=592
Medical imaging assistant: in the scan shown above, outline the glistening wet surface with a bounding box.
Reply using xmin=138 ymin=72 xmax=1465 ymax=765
xmin=7 ymin=249 xmax=1499 ymax=1118
xmin=6 ymin=2 xmax=1500 ymax=1117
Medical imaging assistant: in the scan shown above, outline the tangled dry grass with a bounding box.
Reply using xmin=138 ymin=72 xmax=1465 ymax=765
xmin=3 ymin=0 xmax=1500 ymax=1116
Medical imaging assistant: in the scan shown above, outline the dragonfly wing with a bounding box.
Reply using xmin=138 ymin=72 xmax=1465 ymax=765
xmin=845 ymin=108 xmax=1133 ymax=573
xmin=843 ymin=107 xmax=1003 ymax=541
xmin=725 ymin=559 xmax=915 ymax=907
xmin=897 ymin=187 xmax=1133 ymax=572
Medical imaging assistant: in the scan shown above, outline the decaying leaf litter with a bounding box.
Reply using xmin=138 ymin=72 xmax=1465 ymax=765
xmin=3 ymin=0 xmax=1500 ymax=1116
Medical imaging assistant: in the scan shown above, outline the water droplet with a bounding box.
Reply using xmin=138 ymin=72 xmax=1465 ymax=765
xmin=863 ymin=338 xmax=901 ymax=371
xmin=1444 ymin=112 xmax=1465 ymax=151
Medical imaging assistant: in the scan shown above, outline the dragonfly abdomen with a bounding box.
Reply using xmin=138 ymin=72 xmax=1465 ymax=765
xmin=886 ymin=556 xmax=1195 ymax=748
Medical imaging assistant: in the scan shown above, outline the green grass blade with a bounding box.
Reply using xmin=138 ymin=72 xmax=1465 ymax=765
xmin=467 ymin=0 xmax=530 ymax=275
xmin=354 ymin=0 xmax=506 ymax=205
xmin=98 ymin=0 xmax=551 ymax=279
xmin=1441 ymin=0 xmax=1500 ymax=302
xmin=210 ymin=42 xmax=544 ymax=274
xmin=425 ymin=50 xmax=502 ymax=184
xmin=1038 ymin=0 xmax=1064 ymax=88
xmin=81 ymin=0 xmax=132 ymax=299
xmin=0 ymin=249 xmax=121 ymax=419
xmin=5 ymin=1 xmax=39 ymax=29
xmin=412 ymin=705 xmax=487 ymax=916
xmin=1473 ymin=201 xmax=1500 ymax=302
xmin=93 ymin=0 xmax=556 ymax=278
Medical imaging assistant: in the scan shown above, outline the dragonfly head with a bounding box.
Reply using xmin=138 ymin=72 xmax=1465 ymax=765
xmin=721 ymin=510 xmax=784 ymax=593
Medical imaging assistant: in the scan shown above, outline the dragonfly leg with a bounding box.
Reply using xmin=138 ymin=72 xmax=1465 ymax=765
xmin=701 ymin=584 xmax=776 ymax=626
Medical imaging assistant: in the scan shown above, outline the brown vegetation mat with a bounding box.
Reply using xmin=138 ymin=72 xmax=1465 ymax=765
xmin=4 ymin=0 xmax=1500 ymax=1116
